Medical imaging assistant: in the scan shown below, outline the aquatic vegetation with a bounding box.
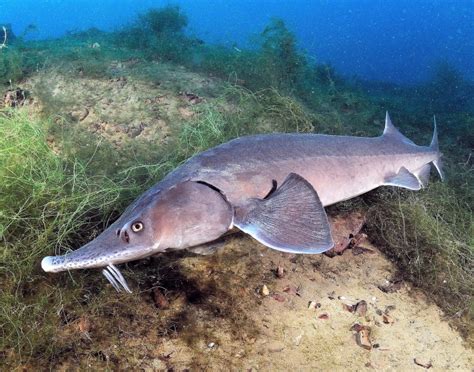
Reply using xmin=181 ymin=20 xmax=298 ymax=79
xmin=0 ymin=48 xmax=23 ymax=84
xmin=367 ymin=172 xmax=473 ymax=338
xmin=192 ymin=18 xmax=307 ymax=94
xmin=140 ymin=6 xmax=188 ymax=34
xmin=115 ymin=6 xmax=192 ymax=63
xmin=0 ymin=109 xmax=126 ymax=363
xmin=259 ymin=18 xmax=306 ymax=91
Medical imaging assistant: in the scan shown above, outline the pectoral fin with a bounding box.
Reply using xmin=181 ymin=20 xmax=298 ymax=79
xmin=234 ymin=173 xmax=334 ymax=254
xmin=384 ymin=166 xmax=422 ymax=190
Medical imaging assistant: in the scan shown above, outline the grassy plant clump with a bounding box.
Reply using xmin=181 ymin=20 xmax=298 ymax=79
xmin=259 ymin=18 xmax=306 ymax=91
xmin=115 ymin=6 xmax=192 ymax=63
xmin=0 ymin=48 xmax=24 ymax=84
xmin=366 ymin=168 xmax=473 ymax=340
xmin=193 ymin=18 xmax=307 ymax=94
xmin=0 ymin=109 xmax=130 ymax=365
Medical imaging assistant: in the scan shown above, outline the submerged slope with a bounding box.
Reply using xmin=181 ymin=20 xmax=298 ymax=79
xmin=1 ymin=52 xmax=472 ymax=369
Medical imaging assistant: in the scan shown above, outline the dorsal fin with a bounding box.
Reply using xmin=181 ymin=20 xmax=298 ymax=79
xmin=382 ymin=112 xmax=415 ymax=145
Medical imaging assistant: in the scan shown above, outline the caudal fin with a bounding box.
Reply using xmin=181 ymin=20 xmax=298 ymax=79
xmin=430 ymin=116 xmax=444 ymax=181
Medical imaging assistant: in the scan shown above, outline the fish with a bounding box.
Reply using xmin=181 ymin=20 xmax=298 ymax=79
xmin=41 ymin=113 xmax=443 ymax=292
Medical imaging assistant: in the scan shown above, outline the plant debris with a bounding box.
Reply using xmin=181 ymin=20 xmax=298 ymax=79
xmin=152 ymin=288 xmax=170 ymax=309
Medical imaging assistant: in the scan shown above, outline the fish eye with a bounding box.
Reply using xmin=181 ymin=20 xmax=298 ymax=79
xmin=131 ymin=221 xmax=144 ymax=233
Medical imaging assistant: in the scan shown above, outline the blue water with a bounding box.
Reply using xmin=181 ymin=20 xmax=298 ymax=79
xmin=1 ymin=0 xmax=472 ymax=84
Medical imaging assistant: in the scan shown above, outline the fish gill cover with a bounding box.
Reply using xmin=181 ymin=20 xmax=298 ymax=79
xmin=0 ymin=1 xmax=472 ymax=369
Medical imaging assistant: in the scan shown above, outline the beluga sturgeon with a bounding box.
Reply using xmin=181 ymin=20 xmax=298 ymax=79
xmin=41 ymin=113 xmax=443 ymax=292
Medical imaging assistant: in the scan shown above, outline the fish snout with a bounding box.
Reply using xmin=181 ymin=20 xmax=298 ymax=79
xmin=41 ymin=255 xmax=66 ymax=273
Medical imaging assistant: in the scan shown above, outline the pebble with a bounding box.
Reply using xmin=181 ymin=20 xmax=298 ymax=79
xmin=414 ymin=357 xmax=433 ymax=369
xmin=383 ymin=313 xmax=394 ymax=324
xmin=261 ymin=285 xmax=270 ymax=296
xmin=355 ymin=300 xmax=368 ymax=317
xmin=356 ymin=327 xmax=372 ymax=350
xmin=276 ymin=265 xmax=285 ymax=278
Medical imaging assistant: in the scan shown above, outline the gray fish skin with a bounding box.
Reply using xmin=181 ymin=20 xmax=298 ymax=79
xmin=41 ymin=113 xmax=443 ymax=275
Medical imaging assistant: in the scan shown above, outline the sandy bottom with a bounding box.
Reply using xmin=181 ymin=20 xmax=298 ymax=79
xmin=45 ymin=215 xmax=472 ymax=371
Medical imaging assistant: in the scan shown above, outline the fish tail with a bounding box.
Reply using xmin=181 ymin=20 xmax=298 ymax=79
xmin=430 ymin=116 xmax=444 ymax=181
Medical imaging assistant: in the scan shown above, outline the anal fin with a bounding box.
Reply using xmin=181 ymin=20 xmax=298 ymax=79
xmin=384 ymin=166 xmax=422 ymax=190
xmin=415 ymin=163 xmax=432 ymax=188
xmin=234 ymin=173 xmax=334 ymax=254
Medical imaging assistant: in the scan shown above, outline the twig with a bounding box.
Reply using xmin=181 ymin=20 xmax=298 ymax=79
xmin=0 ymin=26 xmax=7 ymax=49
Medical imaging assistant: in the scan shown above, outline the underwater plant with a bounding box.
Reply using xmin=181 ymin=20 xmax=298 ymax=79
xmin=114 ymin=6 xmax=191 ymax=63
xmin=0 ymin=48 xmax=23 ymax=84
xmin=424 ymin=62 xmax=474 ymax=113
xmin=367 ymin=176 xmax=473 ymax=338
xmin=0 ymin=109 xmax=128 ymax=363
xmin=139 ymin=6 xmax=188 ymax=34
xmin=259 ymin=18 xmax=305 ymax=91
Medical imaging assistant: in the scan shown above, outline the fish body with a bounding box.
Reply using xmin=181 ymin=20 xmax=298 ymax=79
xmin=41 ymin=113 xmax=443 ymax=291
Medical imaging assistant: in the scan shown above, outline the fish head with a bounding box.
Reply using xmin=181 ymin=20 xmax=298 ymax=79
xmin=41 ymin=181 xmax=233 ymax=273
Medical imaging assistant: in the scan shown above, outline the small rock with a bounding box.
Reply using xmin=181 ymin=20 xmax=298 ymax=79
xmin=414 ymin=358 xmax=433 ymax=369
xmin=318 ymin=313 xmax=329 ymax=320
xmin=382 ymin=313 xmax=394 ymax=324
xmin=376 ymin=309 xmax=383 ymax=316
xmin=276 ymin=266 xmax=285 ymax=278
xmin=261 ymin=285 xmax=270 ymax=296
xmin=308 ymin=301 xmax=318 ymax=309
xmin=355 ymin=327 xmax=372 ymax=350
xmin=355 ymin=300 xmax=368 ymax=317
xmin=328 ymin=291 xmax=336 ymax=300
xmin=342 ymin=303 xmax=355 ymax=312
xmin=207 ymin=342 xmax=216 ymax=349
xmin=378 ymin=279 xmax=403 ymax=293
xmin=342 ymin=300 xmax=367 ymax=316
xmin=152 ymin=288 xmax=169 ymax=309
xmin=350 ymin=323 xmax=369 ymax=332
